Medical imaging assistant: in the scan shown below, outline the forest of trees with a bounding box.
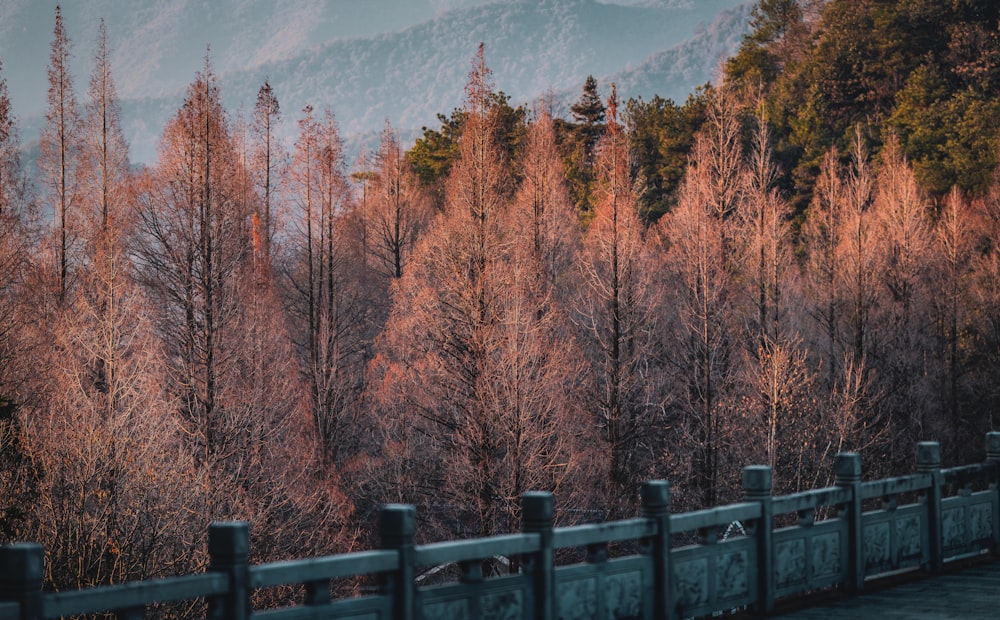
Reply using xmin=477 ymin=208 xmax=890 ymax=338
xmin=2 ymin=0 xmax=1000 ymax=597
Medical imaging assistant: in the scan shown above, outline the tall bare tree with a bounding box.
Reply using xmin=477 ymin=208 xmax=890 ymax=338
xmin=838 ymin=127 xmax=878 ymax=370
xmin=250 ymin=80 xmax=283 ymax=261
xmin=511 ymin=104 xmax=579 ymax=293
xmin=284 ymin=105 xmax=366 ymax=468
xmin=39 ymin=5 xmax=82 ymax=302
xmin=800 ymin=133 xmax=888 ymax=468
xmin=371 ymin=46 xmax=593 ymax=542
xmin=375 ymin=44 xmax=514 ymax=539
xmin=367 ymin=120 xmax=429 ymax=281
xmin=658 ymin=130 xmax=738 ymax=508
xmin=0 ymin=59 xmax=39 ymax=544
xmin=73 ymin=18 xmax=134 ymax=416
xmin=81 ymin=19 xmax=129 ymax=234
xmin=734 ymin=109 xmax=793 ymax=346
xmin=730 ymin=107 xmax=818 ymax=493
xmin=871 ymin=132 xmax=933 ymax=459
xmin=927 ymin=188 xmax=977 ymax=460
xmin=574 ymin=85 xmax=661 ymax=516
xmin=135 ymin=57 xmax=250 ymax=474
xmin=655 ymin=91 xmax=748 ymax=508
xmin=801 ymin=147 xmax=847 ymax=385
xmin=135 ymin=61 xmax=350 ymax=568
xmin=26 ymin=28 xmax=204 ymax=581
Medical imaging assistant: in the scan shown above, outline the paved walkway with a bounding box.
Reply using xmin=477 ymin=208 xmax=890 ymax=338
xmin=773 ymin=559 xmax=1000 ymax=619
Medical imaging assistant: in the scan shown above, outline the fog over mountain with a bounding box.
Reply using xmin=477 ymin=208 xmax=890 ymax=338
xmin=0 ymin=0 xmax=751 ymax=164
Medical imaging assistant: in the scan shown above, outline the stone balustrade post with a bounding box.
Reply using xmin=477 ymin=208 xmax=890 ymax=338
xmin=986 ymin=432 xmax=1000 ymax=551
xmin=207 ymin=522 xmax=251 ymax=620
xmin=379 ymin=504 xmax=417 ymax=620
xmin=835 ymin=453 xmax=863 ymax=594
xmin=744 ymin=465 xmax=773 ymax=615
xmin=0 ymin=543 xmax=44 ymax=620
xmin=522 ymin=491 xmax=555 ymax=620
xmin=641 ymin=480 xmax=674 ymax=620
xmin=917 ymin=441 xmax=943 ymax=573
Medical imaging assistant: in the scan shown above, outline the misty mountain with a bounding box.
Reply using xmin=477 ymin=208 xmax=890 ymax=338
xmin=2 ymin=0 xmax=752 ymax=164
xmin=605 ymin=3 xmax=752 ymax=104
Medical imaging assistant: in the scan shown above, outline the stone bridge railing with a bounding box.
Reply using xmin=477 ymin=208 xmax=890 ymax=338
xmin=2 ymin=434 xmax=999 ymax=619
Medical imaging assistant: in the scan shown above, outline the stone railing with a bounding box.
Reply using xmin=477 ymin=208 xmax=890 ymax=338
xmin=2 ymin=434 xmax=998 ymax=619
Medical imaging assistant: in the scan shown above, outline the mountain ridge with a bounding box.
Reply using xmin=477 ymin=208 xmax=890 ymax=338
xmin=3 ymin=0 xmax=751 ymax=164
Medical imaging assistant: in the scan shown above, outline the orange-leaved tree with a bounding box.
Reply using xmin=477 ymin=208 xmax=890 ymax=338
xmin=371 ymin=46 xmax=593 ymax=543
xmin=574 ymin=84 xmax=663 ymax=517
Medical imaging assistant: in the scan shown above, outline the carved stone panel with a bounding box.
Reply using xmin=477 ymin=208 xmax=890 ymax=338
xmin=674 ymin=559 xmax=708 ymax=608
xmin=775 ymin=539 xmax=806 ymax=590
xmin=968 ymin=502 xmax=992 ymax=544
xmin=864 ymin=522 xmax=890 ymax=570
xmin=481 ymin=589 xmax=523 ymax=620
xmin=943 ymin=507 xmax=966 ymax=552
xmin=604 ymin=571 xmax=642 ymax=619
xmin=557 ymin=577 xmax=597 ymax=620
xmin=717 ymin=550 xmax=749 ymax=599
xmin=423 ymin=598 xmax=469 ymax=620
xmin=810 ymin=532 xmax=841 ymax=580
xmin=894 ymin=515 xmax=921 ymax=563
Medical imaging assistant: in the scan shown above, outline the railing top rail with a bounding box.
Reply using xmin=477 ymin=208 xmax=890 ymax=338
xmin=414 ymin=532 xmax=540 ymax=567
xmin=669 ymin=502 xmax=761 ymax=533
xmin=251 ymin=549 xmax=399 ymax=589
xmin=551 ymin=517 xmax=654 ymax=550
xmin=860 ymin=473 xmax=932 ymax=500
xmin=42 ymin=572 xmax=228 ymax=619
xmin=771 ymin=486 xmax=852 ymax=514
xmin=942 ymin=461 xmax=998 ymax=485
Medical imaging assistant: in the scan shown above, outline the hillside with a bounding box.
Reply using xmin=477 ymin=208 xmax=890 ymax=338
xmin=607 ymin=2 xmax=752 ymax=102
xmin=724 ymin=0 xmax=1000 ymax=204
xmin=1 ymin=0 xmax=751 ymax=163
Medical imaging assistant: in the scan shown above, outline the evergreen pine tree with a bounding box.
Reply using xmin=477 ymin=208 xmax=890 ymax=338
xmin=571 ymin=75 xmax=606 ymax=127
xmin=571 ymin=74 xmax=605 ymax=156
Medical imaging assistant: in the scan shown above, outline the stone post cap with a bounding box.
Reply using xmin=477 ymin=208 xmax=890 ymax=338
xmin=0 ymin=543 xmax=44 ymax=584
xmin=641 ymin=480 xmax=670 ymax=513
xmin=834 ymin=452 xmax=862 ymax=482
xmin=378 ymin=504 xmax=416 ymax=546
xmin=208 ymin=522 xmax=250 ymax=561
xmin=986 ymin=432 xmax=1000 ymax=461
xmin=743 ymin=465 xmax=772 ymax=496
xmin=916 ymin=442 xmax=942 ymax=472
xmin=521 ymin=491 xmax=554 ymax=530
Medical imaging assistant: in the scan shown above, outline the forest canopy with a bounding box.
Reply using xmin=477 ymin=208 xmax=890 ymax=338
xmin=724 ymin=0 xmax=1000 ymax=206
